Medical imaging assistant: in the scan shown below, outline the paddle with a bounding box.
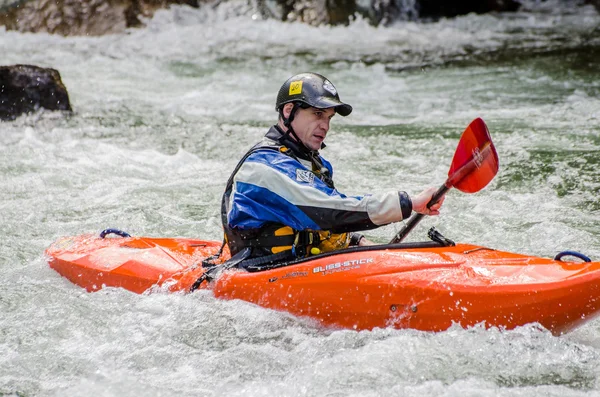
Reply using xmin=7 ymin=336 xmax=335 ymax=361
xmin=389 ymin=118 xmax=499 ymax=244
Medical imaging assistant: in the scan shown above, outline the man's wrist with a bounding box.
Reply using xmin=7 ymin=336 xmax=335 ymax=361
xmin=349 ymin=233 xmax=364 ymax=246
xmin=399 ymin=191 xmax=413 ymax=219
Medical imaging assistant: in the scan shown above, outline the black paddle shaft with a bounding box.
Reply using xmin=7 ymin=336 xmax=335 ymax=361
xmin=389 ymin=184 xmax=450 ymax=244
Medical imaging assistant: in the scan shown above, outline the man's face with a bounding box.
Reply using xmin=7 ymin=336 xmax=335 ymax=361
xmin=283 ymin=104 xmax=335 ymax=151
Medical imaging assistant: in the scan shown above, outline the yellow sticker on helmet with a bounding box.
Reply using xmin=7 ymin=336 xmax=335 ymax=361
xmin=289 ymin=81 xmax=303 ymax=95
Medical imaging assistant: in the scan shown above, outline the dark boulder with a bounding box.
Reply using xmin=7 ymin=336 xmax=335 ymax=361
xmin=0 ymin=65 xmax=72 ymax=121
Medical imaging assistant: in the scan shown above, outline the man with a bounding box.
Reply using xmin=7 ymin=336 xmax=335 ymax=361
xmin=220 ymin=72 xmax=443 ymax=265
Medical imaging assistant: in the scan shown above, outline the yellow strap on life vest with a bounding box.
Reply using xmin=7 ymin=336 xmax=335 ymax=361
xmin=274 ymin=226 xmax=294 ymax=236
xmin=270 ymin=226 xmax=294 ymax=254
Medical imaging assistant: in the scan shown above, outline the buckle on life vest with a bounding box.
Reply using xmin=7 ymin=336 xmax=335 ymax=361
xmin=291 ymin=229 xmax=320 ymax=257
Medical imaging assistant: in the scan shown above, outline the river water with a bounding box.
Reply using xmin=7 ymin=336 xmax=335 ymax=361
xmin=1 ymin=1 xmax=600 ymax=396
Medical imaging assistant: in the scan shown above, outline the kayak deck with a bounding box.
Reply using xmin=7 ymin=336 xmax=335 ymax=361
xmin=45 ymin=234 xmax=600 ymax=335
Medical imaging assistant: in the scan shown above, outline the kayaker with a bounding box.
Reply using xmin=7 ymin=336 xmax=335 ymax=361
xmin=220 ymin=72 xmax=444 ymax=266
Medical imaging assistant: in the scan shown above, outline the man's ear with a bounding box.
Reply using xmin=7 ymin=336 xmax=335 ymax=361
xmin=282 ymin=103 xmax=294 ymax=119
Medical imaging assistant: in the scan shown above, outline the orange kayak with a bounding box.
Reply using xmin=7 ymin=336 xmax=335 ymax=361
xmin=45 ymin=232 xmax=600 ymax=335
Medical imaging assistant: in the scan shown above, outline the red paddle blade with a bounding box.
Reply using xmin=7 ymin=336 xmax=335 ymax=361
xmin=447 ymin=118 xmax=499 ymax=193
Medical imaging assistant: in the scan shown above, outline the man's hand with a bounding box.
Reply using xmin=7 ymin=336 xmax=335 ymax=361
xmin=412 ymin=187 xmax=445 ymax=216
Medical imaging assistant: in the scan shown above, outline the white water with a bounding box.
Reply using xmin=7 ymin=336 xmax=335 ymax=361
xmin=1 ymin=2 xmax=600 ymax=396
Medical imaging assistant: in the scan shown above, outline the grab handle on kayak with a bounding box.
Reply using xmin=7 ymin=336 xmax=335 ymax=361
xmin=99 ymin=228 xmax=131 ymax=239
xmin=554 ymin=250 xmax=591 ymax=263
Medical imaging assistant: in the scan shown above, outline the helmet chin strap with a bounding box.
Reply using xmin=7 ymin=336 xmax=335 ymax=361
xmin=279 ymin=103 xmax=313 ymax=155
xmin=278 ymin=103 xmax=334 ymax=188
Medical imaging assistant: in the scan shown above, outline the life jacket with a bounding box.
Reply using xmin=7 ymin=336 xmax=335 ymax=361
xmin=220 ymin=128 xmax=351 ymax=260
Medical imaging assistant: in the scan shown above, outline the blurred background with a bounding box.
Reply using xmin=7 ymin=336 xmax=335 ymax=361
xmin=1 ymin=1 xmax=599 ymax=396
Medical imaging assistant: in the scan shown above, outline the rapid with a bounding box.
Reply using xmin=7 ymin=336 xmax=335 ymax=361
xmin=1 ymin=1 xmax=600 ymax=395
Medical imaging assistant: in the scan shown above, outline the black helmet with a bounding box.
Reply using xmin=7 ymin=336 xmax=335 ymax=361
xmin=275 ymin=72 xmax=352 ymax=117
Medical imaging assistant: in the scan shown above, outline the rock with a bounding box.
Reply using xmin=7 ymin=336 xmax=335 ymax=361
xmin=0 ymin=0 xmax=201 ymax=36
xmin=0 ymin=64 xmax=72 ymax=121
